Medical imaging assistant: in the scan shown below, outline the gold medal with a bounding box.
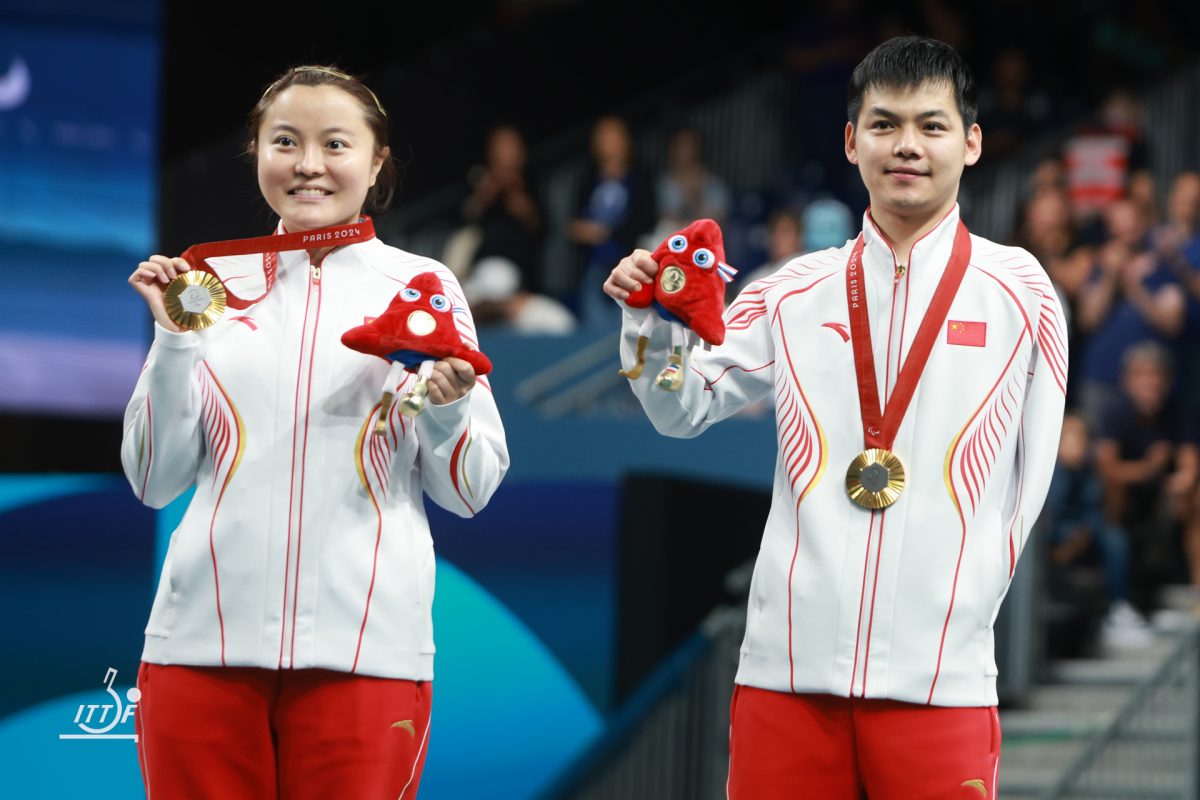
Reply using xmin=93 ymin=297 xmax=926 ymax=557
xmin=845 ymin=448 xmax=906 ymax=509
xmin=841 ymin=222 xmax=971 ymax=512
xmin=165 ymin=271 xmax=228 ymax=330
xmin=659 ymin=265 xmax=687 ymax=294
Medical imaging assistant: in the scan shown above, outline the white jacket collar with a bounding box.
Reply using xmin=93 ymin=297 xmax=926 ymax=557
xmin=860 ymin=204 xmax=962 ymax=278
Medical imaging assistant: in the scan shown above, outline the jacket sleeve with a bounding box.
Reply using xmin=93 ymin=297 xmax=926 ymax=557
xmin=416 ymin=270 xmax=510 ymax=518
xmin=121 ymin=324 xmax=206 ymax=509
xmin=622 ymin=284 xmax=776 ymax=439
xmin=1012 ymin=272 xmax=1070 ymax=548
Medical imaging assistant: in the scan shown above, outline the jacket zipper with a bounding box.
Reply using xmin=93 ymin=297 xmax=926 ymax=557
xmin=855 ymin=255 xmax=906 ymax=697
xmin=281 ymin=261 xmax=325 ymax=668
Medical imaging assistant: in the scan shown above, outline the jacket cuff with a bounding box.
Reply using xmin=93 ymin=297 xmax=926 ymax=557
xmin=418 ymin=389 xmax=472 ymax=442
xmin=621 ymin=304 xmax=652 ymax=327
xmin=153 ymin=322 xmax=202 ymax=351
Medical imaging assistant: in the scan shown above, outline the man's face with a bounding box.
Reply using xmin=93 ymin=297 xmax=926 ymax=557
xmin=1168 ymin=173 xmax=1200 ymax=228
xmin=1124 ymin=356 xmax=1170 ymax=415
xmin=845 ymin=81 xmax=981 ymax=228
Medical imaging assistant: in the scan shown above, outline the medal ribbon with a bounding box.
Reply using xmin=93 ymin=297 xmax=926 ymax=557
xmin=179 ymin=218 xmax=376 ymax=309
xmin=845 ymin=220 xmax=971 ymax=450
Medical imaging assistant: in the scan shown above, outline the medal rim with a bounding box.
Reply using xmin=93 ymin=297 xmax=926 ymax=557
xmin=165 ymin=271 xmax=228 ymax=330
xmin=845 ymin=448 xmax=906 ymax=509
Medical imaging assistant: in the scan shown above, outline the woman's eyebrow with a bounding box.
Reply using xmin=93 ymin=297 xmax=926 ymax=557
xmin=266 ymin=122 xmax=357 ymax=137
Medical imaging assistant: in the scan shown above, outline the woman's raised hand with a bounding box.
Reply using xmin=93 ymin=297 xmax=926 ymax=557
xmin=128 ymin=255 xmax=191 ymax=332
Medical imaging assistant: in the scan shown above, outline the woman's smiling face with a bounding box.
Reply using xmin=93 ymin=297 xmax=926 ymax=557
xmin=255 ymin=84 xmax=384 ymax=232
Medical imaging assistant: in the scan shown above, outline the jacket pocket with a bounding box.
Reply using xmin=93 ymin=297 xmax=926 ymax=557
xmin=145 ymin=528 xmax=189 ymax=637
xmin=973 ymin=508 xmax=1007 ymax=628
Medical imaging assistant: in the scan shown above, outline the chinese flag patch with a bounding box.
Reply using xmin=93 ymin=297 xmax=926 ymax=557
xmin=947 ymin=320 xmax=986 ymax=347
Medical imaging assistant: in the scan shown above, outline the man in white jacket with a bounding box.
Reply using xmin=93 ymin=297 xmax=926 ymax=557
xmin=605 ymin=36 xmax=1067 ymax=799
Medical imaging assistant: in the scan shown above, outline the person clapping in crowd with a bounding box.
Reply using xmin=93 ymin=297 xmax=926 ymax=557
xmin=1076 ymin=199 xmax=1185 ymax=425
xmin=569 ymin=115 xmax=655 ymax=326
xmin=461 ymin=125 xmax=544 ymax=292
xmin=654 ymin=127 xmax=731 ymax=234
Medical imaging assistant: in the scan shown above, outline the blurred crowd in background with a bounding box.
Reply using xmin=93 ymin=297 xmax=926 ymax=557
xmin=1022 ymin=110 xmax=1200 ymax=656
xmin=420 ymin=0 xmax=1200 ymax=660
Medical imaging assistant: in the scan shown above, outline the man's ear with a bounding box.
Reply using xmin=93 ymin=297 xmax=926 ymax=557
xmin=844 ymin=121 xmax=858 ymax=165
xmin=964 ymin=123 xmax=982 ymax=167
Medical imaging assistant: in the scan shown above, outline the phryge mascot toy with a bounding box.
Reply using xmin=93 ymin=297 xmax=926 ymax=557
xmin=618 ymin=218 xmax=737 ymax=390
xmin=342 ymin=272 xmax=492 ymax=433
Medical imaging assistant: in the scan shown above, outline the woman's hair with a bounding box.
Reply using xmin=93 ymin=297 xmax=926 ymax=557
xmin=247 ymin=65 xmax=398 ymax=215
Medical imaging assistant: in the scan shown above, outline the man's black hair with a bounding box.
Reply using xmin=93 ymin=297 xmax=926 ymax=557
xmin=846 ymin=36 xmax=978 ymax=132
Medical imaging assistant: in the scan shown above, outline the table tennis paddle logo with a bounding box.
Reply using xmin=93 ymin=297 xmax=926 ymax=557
xmin=58 ymin=667 xmax=140 ymax=742
xmin=946 ymin=320 xmax=986 ymax=347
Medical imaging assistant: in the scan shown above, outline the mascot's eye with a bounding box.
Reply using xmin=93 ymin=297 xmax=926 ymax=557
xmin=402 ymin=288 xmax=421 ymax=301
xmin=693 ymin=248 xmax=715 ymax=269
xmin=430 ymin=294 xmax=449 ymax=311
xmin=668 ymin=235 xmax=688 ymax=253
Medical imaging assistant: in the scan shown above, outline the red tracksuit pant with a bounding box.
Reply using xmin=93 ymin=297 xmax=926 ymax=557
xmin=135 ymin=662 xmax=432 ymax=800
xmin=727 ymin=686 xmax=1001 ymax=800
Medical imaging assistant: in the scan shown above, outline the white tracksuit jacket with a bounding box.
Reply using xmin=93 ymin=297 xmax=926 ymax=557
xmin=622 ymin=207 xmax=1067 ymax=706
xmin=121 ymin=234 xmax=509 ymax=681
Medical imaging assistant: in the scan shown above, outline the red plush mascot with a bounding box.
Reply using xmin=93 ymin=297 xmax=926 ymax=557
xmin=619 ymin=218 xmax=737 ymax=390
xmin=342 ymin=271 xmax=491 ymax=430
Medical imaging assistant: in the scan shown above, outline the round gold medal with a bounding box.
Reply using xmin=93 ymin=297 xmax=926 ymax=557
xmin=165 ymin=271 xmax=228 ymax=330
xmin=845 ymin=448 xmax=906 ymax=509
xmin=659 ymin=265 xmax=687 ymax=294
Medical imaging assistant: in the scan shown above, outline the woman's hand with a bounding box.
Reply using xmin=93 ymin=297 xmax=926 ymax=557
xmin=428 ymin=357 xmax=477 ymax=405
xmin=128 ymin=255 xmax=190 ymax=333
xmin=603 ymin=248 xmax=659 ymax=302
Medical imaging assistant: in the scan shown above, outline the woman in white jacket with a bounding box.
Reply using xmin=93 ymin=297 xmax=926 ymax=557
xmin=123 ymin=65 xmax=508 ymax=800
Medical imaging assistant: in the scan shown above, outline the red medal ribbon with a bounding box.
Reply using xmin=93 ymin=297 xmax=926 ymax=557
xmin=845 ymin=220 xmax=972 ymax=450
xmin=179 ymin=218 xmax=376 ymax=309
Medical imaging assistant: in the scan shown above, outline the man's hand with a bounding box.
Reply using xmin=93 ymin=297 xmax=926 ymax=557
xmin=603 ymin=249 xmax=659 ymax=302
